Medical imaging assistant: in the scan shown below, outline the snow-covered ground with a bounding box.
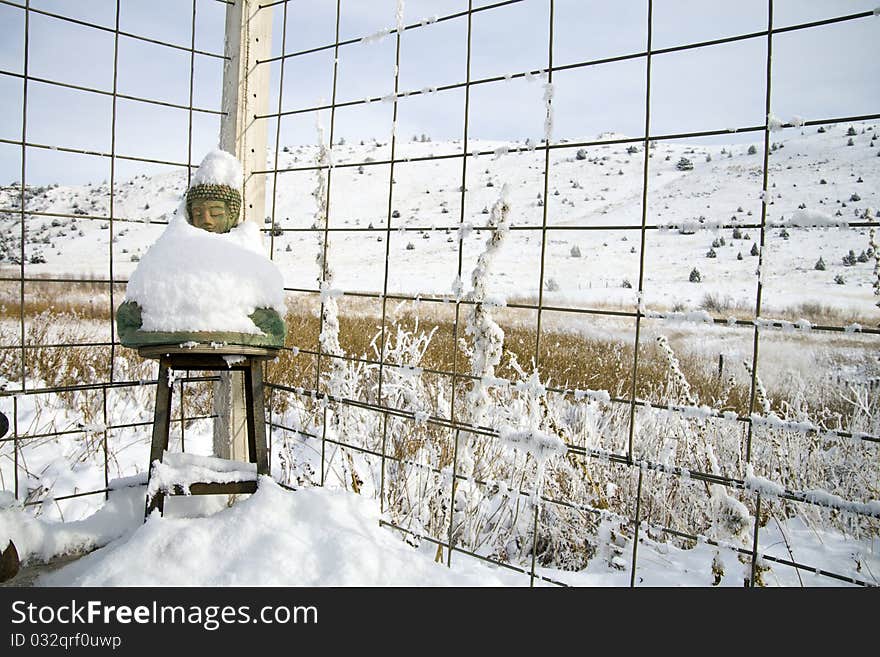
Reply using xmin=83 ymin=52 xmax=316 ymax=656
xmin=22 ymin=477 xmax=528 ymax=587
xmin=2 ymin=469 xmax=874 ymax=587
xmin=0 ymin=400 xmax=876 ymax=588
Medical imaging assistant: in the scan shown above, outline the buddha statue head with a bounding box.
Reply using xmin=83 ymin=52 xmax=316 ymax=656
xmin=184 ymin=150 xmax=243 ymax=234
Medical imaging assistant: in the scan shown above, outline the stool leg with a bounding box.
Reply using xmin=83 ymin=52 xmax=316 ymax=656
xmin=145 ymin=358 xmax=173 ymax=519
xmin=243 ymin=359 xmax=269 ymax=476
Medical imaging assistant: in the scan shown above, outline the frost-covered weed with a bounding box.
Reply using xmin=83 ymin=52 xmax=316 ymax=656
xmin=648 ymin=336 xmax=752 ymax=550
xmin=462 ymin=186 xmax=510 ymax=427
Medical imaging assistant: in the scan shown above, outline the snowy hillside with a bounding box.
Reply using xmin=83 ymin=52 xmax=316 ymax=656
xmin=1 ymin=122 xmax=878 ymax=320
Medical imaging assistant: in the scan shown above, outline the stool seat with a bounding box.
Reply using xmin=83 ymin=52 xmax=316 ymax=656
xmin=147 ymin=452 xmax=260 ymax=503
xmin=141 ymin=346 xmax=277 ymax=519
xmin=137 ymin=344 xmax=280 ymax=359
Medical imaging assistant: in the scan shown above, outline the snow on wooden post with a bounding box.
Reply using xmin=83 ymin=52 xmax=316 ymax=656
xmin=215 ymin=0 xmax=273 ymax=462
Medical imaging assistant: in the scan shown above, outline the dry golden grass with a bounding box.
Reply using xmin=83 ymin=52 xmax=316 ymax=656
xmin=0 ymin=287 xmax=871 ymax=423
xmin=698 ymin=292 xmax=878 ymax=326
xmin=0 ymin=274 xmax=125 ymax=322
xmin=511 ymin=291 xmax=880 ymax=327
xmin=267 ymin=301 xmax=754 ymax=418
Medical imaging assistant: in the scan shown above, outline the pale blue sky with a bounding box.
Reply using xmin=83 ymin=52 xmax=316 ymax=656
xmin=0 ymin=0 xmax=878 ymax=186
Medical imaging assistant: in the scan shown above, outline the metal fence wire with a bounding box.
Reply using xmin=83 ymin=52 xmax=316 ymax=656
xmin=0 ymin=0 xmax=878 ymax=588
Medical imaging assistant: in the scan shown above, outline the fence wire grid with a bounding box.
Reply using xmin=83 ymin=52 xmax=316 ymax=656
xmin=0 ymin=0 xmax=878 ymax=588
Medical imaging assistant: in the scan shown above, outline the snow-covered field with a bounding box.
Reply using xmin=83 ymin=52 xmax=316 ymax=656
xmin=2 ymin=122 xmax=878 ymax=319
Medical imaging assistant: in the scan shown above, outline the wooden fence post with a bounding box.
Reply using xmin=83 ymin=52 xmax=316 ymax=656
xmin=214 ymin=0 xmax=273 ymax=462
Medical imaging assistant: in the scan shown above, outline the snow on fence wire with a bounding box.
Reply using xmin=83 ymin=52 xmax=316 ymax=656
xmin=0 ymin=0 xmax=878 ymax=587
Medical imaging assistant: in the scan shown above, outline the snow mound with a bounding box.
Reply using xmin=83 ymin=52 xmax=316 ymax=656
xmin=124 ymin=214 xmax=285 ymax=334
xmin=40 ymin=478 xmax=521 ymax=586
xmin=0 ymin=478 xmax=146 ymax=564
xmin=189 ymin=149 xmax=243 ymax=189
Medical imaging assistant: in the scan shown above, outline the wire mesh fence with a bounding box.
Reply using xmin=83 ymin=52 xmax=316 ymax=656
xmin=0 ymin=0 xmax=878 ymax=587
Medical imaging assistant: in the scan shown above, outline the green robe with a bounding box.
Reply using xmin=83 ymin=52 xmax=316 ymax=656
xmin=116 ymin=300 xmax=286 ymax=349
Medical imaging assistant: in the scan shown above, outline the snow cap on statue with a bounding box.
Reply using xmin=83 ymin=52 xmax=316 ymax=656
xmin=185 ymin=149 xmax=243 ymax=232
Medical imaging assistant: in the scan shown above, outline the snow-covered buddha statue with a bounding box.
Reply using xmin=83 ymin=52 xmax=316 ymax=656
xmin=116 ymin=149 xmax=286 ymax=349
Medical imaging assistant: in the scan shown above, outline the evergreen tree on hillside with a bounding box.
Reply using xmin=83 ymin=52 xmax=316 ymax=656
xmin=676 ymin=157 xmax=693 ymax=171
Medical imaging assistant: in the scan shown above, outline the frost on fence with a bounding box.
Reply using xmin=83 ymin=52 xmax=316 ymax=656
xmin=542 ymin=82 xmax=554 ymax=144
xmin=313 ymin=120 xmax=343 ymax=365
xmin=311 ymin=118 xmax=365 ymax=493
xmin=871 ymin=228 xmax=880 ymax=305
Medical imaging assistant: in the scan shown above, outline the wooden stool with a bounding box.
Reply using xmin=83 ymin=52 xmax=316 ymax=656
xmin=140 ymin=345 xmax=278 ymax=519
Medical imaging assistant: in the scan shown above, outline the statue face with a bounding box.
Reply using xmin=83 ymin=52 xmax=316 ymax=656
xmin=188 ymin=199 xmax=231 ymax=233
